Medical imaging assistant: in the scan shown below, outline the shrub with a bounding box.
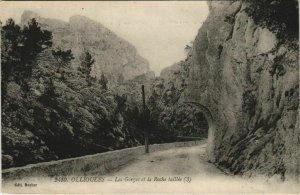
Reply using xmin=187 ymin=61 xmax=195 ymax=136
xmin=242 ymin=0 xmax=298 ymax=43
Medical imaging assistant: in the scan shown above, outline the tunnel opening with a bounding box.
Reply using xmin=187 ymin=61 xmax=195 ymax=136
xmin=146 ymin=101 xmax=215 ymax=162
xmin=181 ymin=102 xmax=215 ymax=162
xmin=173 ymin=104 xmax=209 ymax=139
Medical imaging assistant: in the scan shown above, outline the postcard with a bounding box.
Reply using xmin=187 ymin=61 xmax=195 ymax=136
xmin=1 ymin=1 xmax=299 ymax=194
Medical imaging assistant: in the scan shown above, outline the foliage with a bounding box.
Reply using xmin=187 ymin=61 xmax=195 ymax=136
xmin=242 ymin=89 xmax=256 ymax=117
xmin=1 ymin=19 xmax=142 ymax=168
xmin=114 ymin=94 xmax=127 ymax=113
xmin=146 ymin=58 xmax=209 ymax=142
xmin=242 ymin=0 xmax=298 ymax=42
xmin=1 ymin=17 xmax=199 ymax=169
xmin=1 ymin=19 xmax=22 ymax=66
xmin=99 ymin=73 xmax=108 ymax=91
xmin=52 ymin=48 xmax=74 ymax=72
xmin=1 ymin=18 xmax=52 ymax=91
xmin=78 ymin=51 xmax=95 ymax=77
xmin=1 ymin=19 xmax=22 ymax=97
xmin=21 ymin=18 xmax=52 ymax=62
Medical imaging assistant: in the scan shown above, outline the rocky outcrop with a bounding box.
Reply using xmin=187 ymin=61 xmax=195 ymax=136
xmin=179 ymin=1 xmax=299 ymax=180
xmin=143 ymin=57 xmax=210 ymax=141
xmin=1 ymin=47 xmax=145 ymax=168
xmin=21 ymin=11 xmax=150 ymax=86
xmin=2 ymin=13 xmax=153 ymax=168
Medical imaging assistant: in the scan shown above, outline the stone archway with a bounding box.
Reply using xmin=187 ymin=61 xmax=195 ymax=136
xmin=183 ymin=102 xmax=215 ymax=162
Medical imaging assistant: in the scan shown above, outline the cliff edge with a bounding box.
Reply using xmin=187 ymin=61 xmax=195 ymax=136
xmin=181 ymin=1 xmax=299 ymax=180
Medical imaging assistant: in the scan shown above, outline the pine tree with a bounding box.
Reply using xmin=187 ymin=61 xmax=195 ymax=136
xmin=1 ymin=19 xmax=22 ymax=84
xmin=52 ymin=48 xmax=74 ymax=72
xmin=21 ymin=18 xmax=52 ymax=73
xmin=78 ymin=51 xmax=95 ymax=77
xmin=99 ymin=73 xmax=108 ymax=91
xmin=1 ymin=18 xmax=53 ymax=93
xmin=242 ymin=0 xmax=298 ymax=42
xmin=38 ymin=78 xmax=59 ymax=107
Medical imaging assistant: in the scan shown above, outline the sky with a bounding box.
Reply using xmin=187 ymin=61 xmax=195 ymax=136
xmin=0 ymin=1 xmax=209 ymax=75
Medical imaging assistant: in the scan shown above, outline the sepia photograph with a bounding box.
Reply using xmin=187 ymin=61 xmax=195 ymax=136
xmin=0 ymin=0 xmax=299 ymax=194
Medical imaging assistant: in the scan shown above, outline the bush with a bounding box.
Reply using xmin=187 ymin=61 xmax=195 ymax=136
xmin=242 ymin=0 xmax=298 ymax=42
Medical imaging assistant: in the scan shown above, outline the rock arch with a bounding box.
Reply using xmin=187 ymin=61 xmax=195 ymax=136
xmin=183 ymin=102 xmax=215 ymax=162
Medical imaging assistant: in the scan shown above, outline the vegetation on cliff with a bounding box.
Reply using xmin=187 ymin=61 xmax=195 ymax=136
xmin=147 ymin=51 xmax=209 ymax=141
xmin=185 ymin=1 xmax=299 ymax=179
xmin=1 ymin=18 xmax=154 ymax=168
xmin=20 ymin=11 xmax=151 ymax=86
xmin=2 ymin=16 xmax=199 ymax=169
xmin=242 ymin=0 xmax=298 ymax=44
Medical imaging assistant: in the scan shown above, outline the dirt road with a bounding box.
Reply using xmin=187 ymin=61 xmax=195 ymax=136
xmin=109 ymin=143 xmax=221 ymax=176
xmin=105 ymin=143 xmax=299 ymax=193
xmin=2 ymin=143 xmax=299 ymax=194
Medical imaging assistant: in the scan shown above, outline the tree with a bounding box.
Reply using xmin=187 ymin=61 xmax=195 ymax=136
xmin=78 ymin=51 xmax=95 ymax=77
xmin=21 ymin=18 xmax=52 ymax=77
xmin=1 ymin=19 xmax=22 ymax=88
xmin=78 ymin=51 xmax=95 ymax=85
xmin=242 ymin=0 xmax=298 ymax=42
xmin=114 ymin=94 xmax=127 ymax=113
xmin=52 ymin=48 xmax=74 ymax=72
xmin=99 ymin=73 xmax=108 ymax=91
xmin=38 ymin=78 xmax=59 ymax=108
xmin=1 ymin=19 xmax=21 ymax=61
xmin=2 ymin=18 xmax=53 ymax=94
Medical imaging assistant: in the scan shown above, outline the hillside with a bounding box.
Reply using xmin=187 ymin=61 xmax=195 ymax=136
xmin=178 ymin=1 xmax=299 ymax=179
xmin=1 ymin=14 xmax=155 ymax=169
xmin=142 ymin=0 xmax=299 ymax=180
xmin=2 ymin=2 xmax=299 ymax=181
xmin=20 ymin=11 xmax=151 ymax=86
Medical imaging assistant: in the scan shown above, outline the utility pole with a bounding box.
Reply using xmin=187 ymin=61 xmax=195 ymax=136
xmin=142 ymin=85 xmax=149 ymax=153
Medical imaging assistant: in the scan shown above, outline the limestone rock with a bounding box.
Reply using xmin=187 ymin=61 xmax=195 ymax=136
xmin=21 ymin=11 xmax=151 ymax=86
xmin=180 ymin=1 xmax=299 ymax=179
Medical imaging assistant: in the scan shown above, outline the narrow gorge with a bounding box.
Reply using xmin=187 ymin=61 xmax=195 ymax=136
xmin=154 ymin=1 xmax=299 ymax=180
xmin=1 ymin=0 xmax=299 ymax=184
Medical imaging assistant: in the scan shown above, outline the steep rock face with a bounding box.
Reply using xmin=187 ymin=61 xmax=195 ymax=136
xmin=181 ymin=1 xmax=299 ymax=179
xmin=115 ymin=71 xmax=156 ymax=105
xmin=144 ymin=58 xmax=210 ymax=141
xmin=1 ymin=48 xmax=142 ymax=168
xmin=2 ymin=13 xmax=151 ymax=168
xmin=21 ymin=11 xmax=150 ymax=85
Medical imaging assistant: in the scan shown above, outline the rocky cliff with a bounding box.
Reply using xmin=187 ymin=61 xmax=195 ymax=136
xmin=2 ymin=13 xmax=153 ymax=168
xmin=179 ymin=1 xmax=299 ymax=180
xmin=20 ymin=11 xmax=151 ymax=86
xmin=1 ymin=48 xmax=141 ymax=168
